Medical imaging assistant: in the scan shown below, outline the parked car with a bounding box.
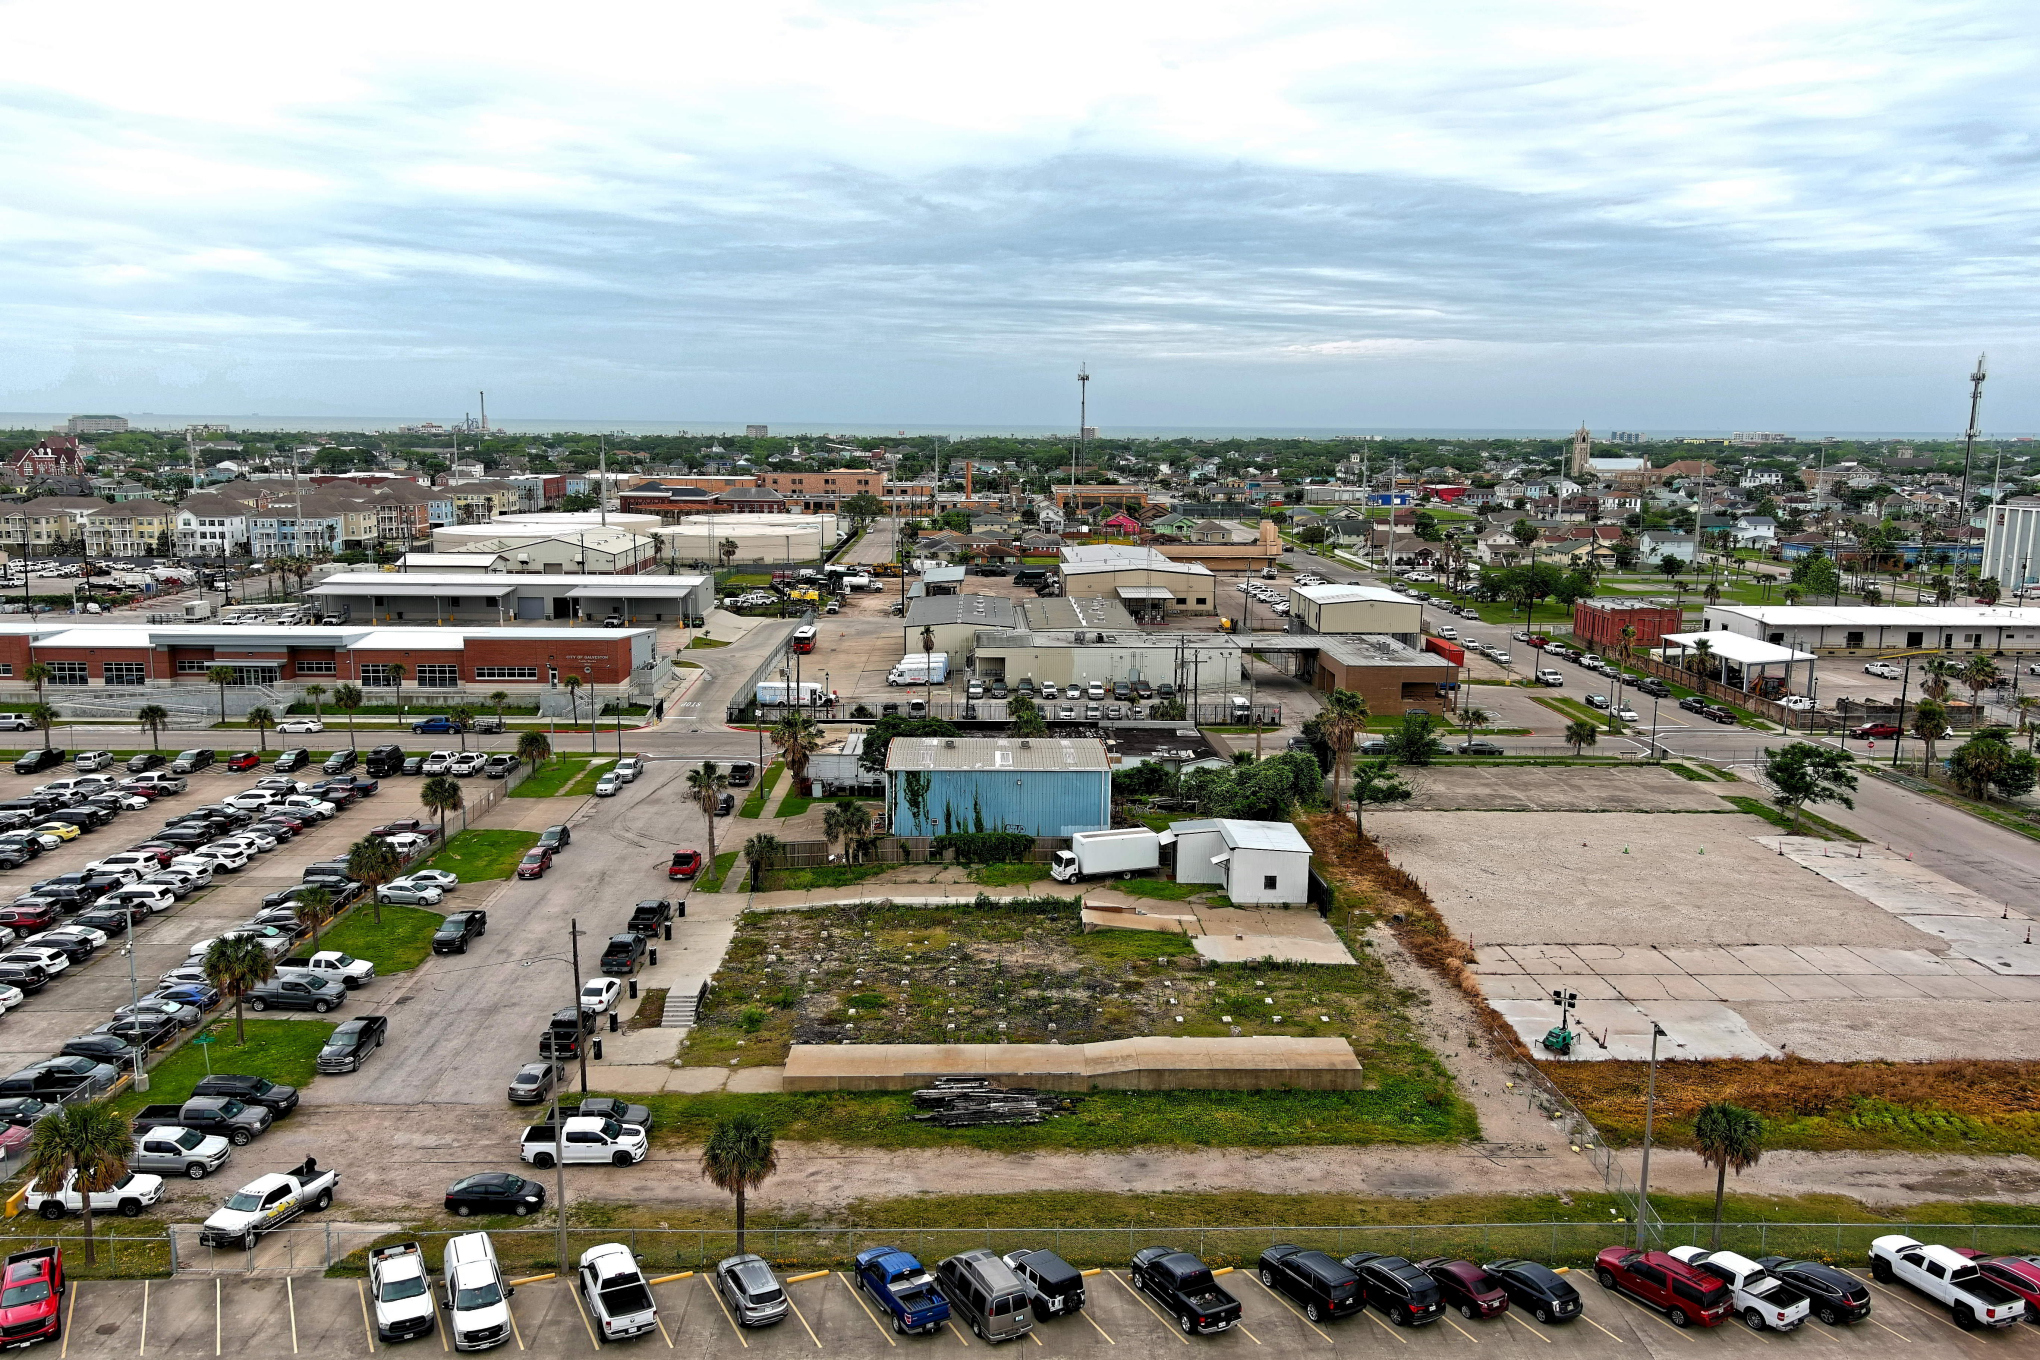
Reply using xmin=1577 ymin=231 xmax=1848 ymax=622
xmin=244 ymin=974 xmax=345 ymax=1014
xmin=1664 ymin=1246 xmax=1810 ymax=1331
xmin=580 ymin=978 xmax=622 ymax=1014
xmin=1001 ymin=1248 xmax=1087 ymax=1320
xmin=507 ymin=1062 xmax=557 ymax=1105
xmin=855 ymin=1246 xmax=951 ymax=1336
xmin=936 ymin=1249 xmax=1034 ymax=1344
xmin=669 ymin=850 xmax=702 ymax=879
xmin=1870 ymin=1235 xmax=2026 ymax=1329
xmin=13 ymin=749 xmax=66 ymax=776
xmin=1850 ymin=723 xmax=1902 ymax=739
xmin=1483 ymin=1258 xmax=1581 ymax=1323
xmin=378 ymin=881 xmax=445 ymax=907
xmin=1131 ymin=1246 xmax=1241 ymax=1335
xmin=24 ymin=1169 xmax=165 ymax=1221
xmin=1864 ymin=661 xmax=1903 ymax=680
xmin=432 ymin=911 xmax=487 ymax=954
xmin=515 ymin=848 xmax=553 ymax=879
xmin=1415 ymin=1258 xmax=1511 ymax=1319
xmin=716 ymin=1253 xmax=790 ymax=1327
xmin=1257 ymin=1245 xmax=1363 ymax=1323
xmin=600 ymin=932 xmax=646 ymax=975
xmin=1343 ymin=1253 xmax=1445 ymax=1326
xmin=519 ymin=1116 xmax=648 ymax=1168
xmin=445 ymin=1172 xmax=547 ymax=1217
xmin=1457 ymin=740 xmax=1506 ymax=755
xmin=169 ymin=749 xmax=215 ymax=775
xmin=537 ymin=824 xmax=571 ymax=852
xmin=126 ymin=752 xmax=167 ymax=773
xmin=483 ymin=754 xmax=518 ymax=778
xmin=317 ymin=1015 xmax=388 ymax=1073
xmin=1594 ymin=1247 xmax=1734 ymax=1327
xmin=0 ymin=1247 xmax=64 ymax=1347
xmin=273 ymin=748 xmax=310 ymax=773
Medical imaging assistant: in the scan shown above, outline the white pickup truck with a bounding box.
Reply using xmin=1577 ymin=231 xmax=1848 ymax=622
xmin=1667 ymin=1247 xmax=1811 ymax=1331
xmin=279 ymin=950 xmax=376 ymax=988
xmin=520 ymin=1116 xmax=648 ymax=1169
xmin=23 ymin=1169 xmax=165 ymax=1221
xmin=1870 ymin=1235 xmax=2027 ymax=1329
xmin=198 ymin=1156 xmax=338 ymax=1249
xmin=368 ymin=1241 xmax=438 ymax=1343
xmin=578 ymin=1243 xmax=660 ymax=1340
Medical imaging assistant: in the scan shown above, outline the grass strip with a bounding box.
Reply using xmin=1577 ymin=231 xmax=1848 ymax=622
xmin=562 ymin=759 xmax=617 ymax=797
xmin=738 ymin=761 xmax=783 ymax=818
xmin=421 ymin=828 xmax=541 ymax=881
xmin=762 ymin=862 xmax=893 ymax=891
xmin=1719 ymin=794 xmax=1866 ymax=841
xmin=1111 ymin=876 xmax=1212 ymax=902
xmin=1661 ymin=762 xmax=1713 ymax=781
xmin=697 ymin=850 xmax=739 ymax=892
xmin=687 ymin=637 xmax=731 ymax=649
xmin=969 ymin=863 xmax=1052 ymax=886
xmin=509 ymin=756 xmax=601 ymax=798
xmin=113 ymin=1019 xmax=335 ymax=1118
xmin=1530 ymin=694 xmax=1626 ymax=733
xmin=310 ymin=903 xmax=446 ymax=973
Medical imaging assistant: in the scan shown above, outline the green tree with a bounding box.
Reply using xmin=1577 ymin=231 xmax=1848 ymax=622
xmin=1947 ymin=730 xmax=2040 ymax=802
xmin=294 ymin=886 xmax=334 ymax=951
xmin=384 ymin=662 xmax=408 ymax=715
xmin=23 ymin=1101 xmax=133 ymax=1263
xmin=1763 ymin=742 xmax=1858 ymax=830
xmin=206 ymin=664 xmax=236 ymax=726
xmin=333 ymin=682 xmax=364 ymax=747
xmin=842 ymin=492 xmax=885 ymax=526
xmin=1007 ymin=694 xmax=1047 ymax=738
xmin=1509 ymin=518 xmax=1538 ymax=552
xmin=769 ymin=711 xmax=825 ymax=796
xmin=1321 ymin=689 xmax=1371 ymax=820
xmin=137 ymin=704 xmax=169 ymax=751
xmin=562 ymin=675 xmax=583 ymax=729
xmin=1552 ymin=568 xmax=1597 ymax=608
xmin=302 ymin=682 xmax=327 ymax=722
xmin=823 ymin=799 xmax=872 ymax=864
xmin=420 ymin=775 xmax=464 ymax=845
xmin=1693 ymin=1101 xmax=1766 ymax=1250
xmin=698 ymin=1113 xmax=779 ymax=1255
xmin=1349 ymin=756 xmax=1413 ymax=839
xmin=1563 ymin=719 xmax=1600 ymax=756
xmin=347 ymin=835 xmax=402 ymax=925
xmin=1912 ymin=697 xmax=1950 ymax=771
xmin=855 ymin=716 xmax=960 ymax=774
xmin=246 ymin=705 xmax=274 ymax=751
xmin=1387 ymin=710 xmax=1445 ymax=766
xmin=203 ymin=934 xmax=276 ymax=1045
xmin=516 ymin=730 xmax=553 ymax=770
xmin=488 ymin=690 xmax=510 ymax=726
xmin=1960 ymin=655 xmax=2002 ymax=712
xmin=447 ymin=704 xmax=477 ymax=751
xmin=688 ymin=761 xmax=730 ymax=878
xmin=742 ymin=832 xmax=781 ymax=891
xmin=22 ymin=661 xmax=50 ymax=708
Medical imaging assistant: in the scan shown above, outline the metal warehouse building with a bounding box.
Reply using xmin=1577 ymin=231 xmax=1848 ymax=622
xmin=886 ymin=736 xmax=1111 ymax=838
xmin=1287 ymin=583 xmax=1420 ymax=638
xmin=1700 ymin=604 xmax=2040 ymax=657
xmin=1162 ymin=818 xmax=1314 ymax=906
xmin=308 ymin=571 xmax=714 ymax=626
xmin=1058 ymin=545 xmax=1220 ymax=616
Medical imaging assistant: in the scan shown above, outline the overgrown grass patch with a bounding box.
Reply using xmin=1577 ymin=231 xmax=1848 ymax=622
xmin=114 ymin=1019 xmax=335 ymax=1118
xmin=311 ymin=903 xmax=445 ymax=973
xmin=687 ymin=637 xmax=731 ymax=649
xmin=761 ymin=862 xmax=892 ymax=891
xmin=421 ymin=829 xmax=540 ymax=881
xmin=698 ymin=851 xmax=739 ymax=893
xmin=1719 ymin=794 xmax=1866 ymax=841
xmin=1661 ymin=762 xmax=1714 ymax=781
xmin=510 ymin=756 xmax=602 ymax=799
xmin=739 ymin=762 xmax=783 ymax=818
xmin=1112 ymin=876 xmax=1211 ymax=902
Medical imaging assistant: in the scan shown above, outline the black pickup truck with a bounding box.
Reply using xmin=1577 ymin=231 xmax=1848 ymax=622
xmin=600 ymin=933 xmax=647 ymax=976
xmin=626 ymin=901 xmax=673 ymax=937
xmin=1131 ymin=1247 xmax=1242 ymax=1335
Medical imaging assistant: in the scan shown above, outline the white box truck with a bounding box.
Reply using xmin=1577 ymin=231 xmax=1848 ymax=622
xmin=887 ymin=653 xmax=950 ymax=686
xmin=1050 ymin=828 xmax=1162 ymax=883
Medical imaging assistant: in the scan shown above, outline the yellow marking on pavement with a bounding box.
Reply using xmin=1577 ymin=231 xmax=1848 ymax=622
xmin=569 ymin=1279 xmax=603 ymax=1351
xmin=1865 ymin=1282 xmax=1967 ymax=1335
xmin=1028 ymin=1324 xmax=1043 ymax=1345
xmin=60 ymin=1282 xmax=75 ymax=1359
xmin=703 ymin=1276 xmax=749 ymax=1348
xmin=287 ymin=1275 xmax=299 ymax=1354
xmin=1358 ymin=1306 xmax=1409 ymax=1343
xmin=1108 ymin=1271 xmax=1190 ymax=1346
xmin=1081 ymin=1269 xmax=1103 ymax=1278
xmin=1607 ymin=1294 xmax=1694 ymax=1340
xmin=785 ymin=1288 xmax=823 ymax=1349
xmin=141 ymin=1279 xmax=151 ymax=1356
xmin=1577 ymin=1310 xmax=1625 ymax=1343
xmin=837 ymin=1272 xmax=896 ymax=1348
xmin=647 ymin=1272 xmax=694 ymax=1285
xmin=507 ymin=1274 xmax=555 ymax=1286
xmin=214 ymin=1277 xmax=221 ymax=1358
xmin=784 ymin=1270 xmax=828 ymax=1284
xmin=1235 ymin=1321 xmax=1262 ymax=1344
xmin=1211 ymin=1267 xmax=1234 ymax=1277
xmin=505 ymin=1295 xmax=525 ymax=1351
xmin=655 ymin=1313 xmax=673 ymax=1349
xmin=1442 ymin=1314 xmax=1481 ymax=1343
xmin=1244 ymin=1273 xmax=1333 ymax=1346
xmin=1864 ymin=1315 xmax=1910 ymax=1342
xmin=947 ymin=1318 xmax=971 ymax=1345
xmin=1079 ymin=1307 xmax=1116 ymax=1344
xmin=1504 ymin=1310 xmax=1554 ymax=1344
xmin=1794 ymin=1319 xmax=1840 ymax=1342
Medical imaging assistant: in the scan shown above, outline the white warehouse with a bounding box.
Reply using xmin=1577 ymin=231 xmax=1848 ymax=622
xmin=1161 ymin=819 xmax=1314 ymax=906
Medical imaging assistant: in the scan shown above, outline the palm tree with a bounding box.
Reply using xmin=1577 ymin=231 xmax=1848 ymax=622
xmin=23 ymin=661 xmax=50 ymax=707
xmin=1693 ymin=1101 xmax=1765 ymax=1249
xmin=698 ymin=1113 xmax=779 ymax=1255
xmin=1617 ymin=623 xmax=1638 ymax=667
xmin=1782 ymin=585 xmax=1803 ymax=606
xmin=1912 ymin=697 xmax=1949 ymax=773
xmin=333 ymin=682 xmax=364 ymax=748
xmin=688 ymin=761 xmax=728 ymax=880
xmin=25 ymin=702 xmax=57 ymax=752
xmin=247 ymin=705 xmax=275 ymax=752
xmin=1921 ymin=656 xmax=1955 ymax=702
xmin=1703 ymin=581 xmax=1721 ymax=607
xmin=1960 ymin=656 xmax=2001 ymax=715
xmin=24 ymin=1101 xmax=133 ymax=1264
xmin=718 ymin=538 xmax=739 ymax=571
xmin=206 ymin=664 xmax=236 ymax=726
xmin=2017 ymin=695 xmax=2040 ymax=753
xmin=1689 ymin=636 xmax=1715 ymax=684
xmin=562 ymin=675 xmax=583 ymax=729
xmin=1564 ymin=719 xmax=1599 ymax=756
xmin=137 ymin=703 xmax=169 ymax=751
xmin=769 ymin=711 xmax=825 ymax=797
xmin=203 ymin=935 xmax=276 ymax=1045
xmin=384 ymin=663 xmax=408 ymax=719
xmin=294 ymin=886 xmax=334 ymax=950
xmin=920 ymin=626 xmax=935 ymax=683
xmin=420 ymin=775 xmax=464 ymax=846
xmin=1459 ymin=705 xmax=1493 ymax=743
xmin=1321 ymin=688 xmax=1370 ymax=822
xmin=823 ymin=799 xmax=871 ymax=863
xmin=347 ymin=835 xmax=402 ymax=925
xmin=488 ymin=690 xmax=509 ymax=727
xmin=742 ymin=832 xmax=780 ymax=891
xmin=516 ymin=730 xmax=553 ymax=770
xmin=448 ymin=704 xmax=477 ymax=752
xmin=302 ymin=683 xmax=327 ymax=723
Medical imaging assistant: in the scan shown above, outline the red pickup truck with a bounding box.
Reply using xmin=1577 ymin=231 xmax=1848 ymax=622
xmin=0 ymin=1246 xmax=63 ymax=1347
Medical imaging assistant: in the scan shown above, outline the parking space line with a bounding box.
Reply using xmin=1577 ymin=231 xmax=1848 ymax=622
xmin=1243 ymin=1274 xmax=1331 ymax=1346
xmin=1234 ymin=1321 xmax=1262 ymax=1344
xmin=1441 ymin=1315 xmax=1481 ymax=1344
xmin=141 ymin=1280 xmax=149 ymax=1356
xmin=783 ymin=1289 xmax=822 ymax=1349
xmin=1107 ymin=1271 xmax=1190 ymax=1346
xmin=704 ymin=1275 xmax=751 ymax=1347
xmin=1504 ymin=1311 xmax=1553 ymax=1344
xmin=1358 ymin=1307 xmax=1409 ymax=1344
xmin=569 ymin=1281 xmax=604 ymax=1351
xmin=215 ymin=1277 xmax=221 ymax=1358
xmin=1078 ymin=1308 xmax=1115 ymax=1345
xmin=287 ymin=1276 xmax=299 ymax=1355
xmin=505 ymin=1297 xmax=525 ymax=1350
xmin=60 ymin=1283 xmax=75 ymax=1359
xmin=836 ymin=1272 xmax=896 ymax=1348
xmin=1865 ymin=1282 xmax=1967 ymax=1335
xmin=1576 ymin=1311 xmax=1624 ymax=1344
xmin=1605 ymin=1294 xmax=1694 ymax=1341
xmin=355 ymin=1280 xmax=374 ymax=1355
xmin=1794 ymin=1319 xmax=1839 ymax=1342
xmin=947 ymin=1318 xmax=972 ymax=1345
xmin=1863 ymin=1316 xmax=1910 ymax=1343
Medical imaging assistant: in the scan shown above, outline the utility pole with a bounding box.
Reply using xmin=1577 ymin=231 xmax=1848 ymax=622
xmin=569 ymin=919 xmax=589 ymax=1095
xmin=1633 ymin=1021 xmax=1667 ymax=1246
xmin=1958 ymin=354 xmax=1987 ymax=525
xmin=598 ymin=436 xmax=608 ymax=528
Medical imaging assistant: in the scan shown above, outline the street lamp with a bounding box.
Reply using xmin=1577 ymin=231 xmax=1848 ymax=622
xmin=517 ymin=920 xmax=588 ymax=1273
xmin=1633 ymin=1021 xmax=1669 ymax=1246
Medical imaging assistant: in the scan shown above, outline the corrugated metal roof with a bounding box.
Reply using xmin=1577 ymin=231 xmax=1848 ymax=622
xmin=1293 ymin=584 xmax=1409 ymax=606
xmin=885 ymin=736 xmax=1110 ymax=772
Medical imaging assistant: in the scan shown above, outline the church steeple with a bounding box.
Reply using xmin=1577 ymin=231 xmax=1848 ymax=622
xmin=1570 ymin=423 xmax=1593 ymax=479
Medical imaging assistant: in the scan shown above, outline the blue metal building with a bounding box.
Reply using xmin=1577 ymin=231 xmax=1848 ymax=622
xmin=886 ymin=736 xmax=1111 ymax=838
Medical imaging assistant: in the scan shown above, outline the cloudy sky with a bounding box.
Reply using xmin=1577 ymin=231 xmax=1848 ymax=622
xmin=3 ymin=0 xmax=2036 ymax=432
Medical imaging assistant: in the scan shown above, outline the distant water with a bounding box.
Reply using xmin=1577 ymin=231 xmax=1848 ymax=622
xmin=0 ymin=411 xmax=1992 ymax=441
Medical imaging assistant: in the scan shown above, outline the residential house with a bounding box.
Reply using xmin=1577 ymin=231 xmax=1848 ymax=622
xmin=445 ymin=480 xmax=524 ymax=523
xmin=1732 ymin=515 xmax=1778 ymax=550
xmin=0 ymin=496 xmax=106 ymax=553
xmin=1637 ymin=530 xmax=1698 ymax=564
xmin=80 ymin=499 xmax=177 ymax=557
xmin=175 ymin=493 xmax=253 ymax=558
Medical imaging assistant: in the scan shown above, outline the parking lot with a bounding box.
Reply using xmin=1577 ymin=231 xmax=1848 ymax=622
xmin=39 ymin=1259 xmax=2040 ymax=1358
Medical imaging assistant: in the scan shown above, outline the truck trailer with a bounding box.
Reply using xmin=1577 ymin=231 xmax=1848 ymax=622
xmin=887 ymin=653 xmax=950 ymax=686
xmin=1049 ymin=828 xmax=1162 ymax=884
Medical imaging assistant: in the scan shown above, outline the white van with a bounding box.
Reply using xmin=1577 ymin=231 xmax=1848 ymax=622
xmin=442 ymin=1232 xmax=514 ymax=1350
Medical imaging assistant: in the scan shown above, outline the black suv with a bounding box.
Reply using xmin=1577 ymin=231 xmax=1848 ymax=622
xmin=431 ymin=911 xmax=488 ymax=955
xmin=1258 ymin=1246 xmax=1362 ymax=1323
xmin=272 ymin=748 xmax=310 ymax=773
xmin=321 ymin=749 xmax=358 ymax=776
xmin=191 ymin=1073 xmax=299 ymax=1115
xmin=726 ymin=763 xmax=755 ymax=787
xmin=1342 ymin=1254 xmax=1444 ymax=1326
xmin=363 ymin=744 xmax=405 ymax=777
xmin=537 ymin=824 xmax=571 ymax=852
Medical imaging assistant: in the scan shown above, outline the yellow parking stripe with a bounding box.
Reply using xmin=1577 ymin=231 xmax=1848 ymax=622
xmin=505 ymin=1296 xmax=525 ymax=1351
xmin=286 ymin=1276 xmax=300 ymax=1354
xmin=947 ymin=1318 xmax=972 ymax=1345
xmin=1359 ymin=1306 xmax=1409 ymax=1344
xmin=214 ymin=1277 xmax=221 ymax=1358
xmin=1108 ymin=1271 xmax=1190 ymax=1346
xmin=1606 ymin=1293 xmax=1695 ymax=1341
xmin=569 ymin=1279 xmax=604 ymax=1350
xmin=1576 ymin=1310 xmax=1624 ymax=1343
xmin=142 ymin=1279 xmax=151 ymax=1356
xmin=60 ymin=1283 xmax=75 ymax=1360
xmin=784 ymin=1288 xmax=824 ymax=1349
xmin=1864 ymin=1281 xmax=1973 ymax=1335
xmin=1078 ymin=1306 xmax=1116 ymax=1344
xmin=703 ymin=1276 xmax=750 ymax=1348
xmin=838 ymin=1273 xmax=897 ymax=1347
xmin=1504 ymin=1310 xmax=1554 ymax=1344
xmin=1441 ymin=1314 xmax=1481 ymax=1344
xmin=1243 ymin=1274 xmax=1333 ymax=1346
xmin=1235 ymin=1321 xmax=1262 ymax=1344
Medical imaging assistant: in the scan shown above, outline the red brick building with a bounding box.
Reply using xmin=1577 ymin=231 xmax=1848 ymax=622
xmin=1572 ymin=599 xmax=1684 ymax=653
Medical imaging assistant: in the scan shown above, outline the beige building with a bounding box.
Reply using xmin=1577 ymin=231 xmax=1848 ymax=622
xmin=0 ymin=497 xmax=106 ymax=552
xmin=1287 ymin=583 xmax=1421 ymax=637
xmin=81 ymin=499 xmax=177 ymax=557
xmin=1059 ymin=544 xmax=1220 ymax=616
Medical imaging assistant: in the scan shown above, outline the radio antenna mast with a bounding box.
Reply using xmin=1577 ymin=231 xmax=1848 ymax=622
xmin=1958 ymin=354 xmax=1987 ymax=521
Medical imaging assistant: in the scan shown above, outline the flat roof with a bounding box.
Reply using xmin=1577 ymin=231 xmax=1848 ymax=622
xmin=885 ymin=736 xmax=1110 ymax=773
xmin=1165 ymin=818 xmax=1314 ymax=855
xmin=1659 ymin=632 xmax=1815 ymax=665
xmin=1017 ymin=596 xmax=1137 ymax=631
xmin=1061 ymin=558 xmax=1216 ymax=579
xmin=1710 ymin=605 xmax=2040 ymax=628
xmin=307 ymin=579 xmax=513 ymax=598
xmin=562 ymin=579 xmax=710 ymax=598
xmin=1291 ymin=584 xmax=1409 ymax=606
xmin=1114 ymin=585 xmax=1175 ymax=600
xmin=974 ymin=629 xmax=1239 ymax=652
xmin=312 ymin=571 xmax=673 ymax=590
xmin=903 ymin=594 xmax=1018 ymax=628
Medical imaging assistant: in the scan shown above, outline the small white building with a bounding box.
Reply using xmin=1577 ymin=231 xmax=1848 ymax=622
xmin=1161 ymin=818 xmax=1314 ymax=906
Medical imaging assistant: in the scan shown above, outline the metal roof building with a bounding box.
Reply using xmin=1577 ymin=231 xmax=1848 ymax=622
xmin=885 ymin=736 xmax=1111 ymax=839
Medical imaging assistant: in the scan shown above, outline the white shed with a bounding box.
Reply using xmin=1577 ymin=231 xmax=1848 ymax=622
xmin=1161 ymin=819 xmax=1314 ymax=906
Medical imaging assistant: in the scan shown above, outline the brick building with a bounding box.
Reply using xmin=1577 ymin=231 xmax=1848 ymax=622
xmin=1572 ymin=599 xmax=1684 ymax=653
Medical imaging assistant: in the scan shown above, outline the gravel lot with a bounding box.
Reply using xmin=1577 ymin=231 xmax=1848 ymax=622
xmin=1400 ymin=765 xmax=1733 ymax=812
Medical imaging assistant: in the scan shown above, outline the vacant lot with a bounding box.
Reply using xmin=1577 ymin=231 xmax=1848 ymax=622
xmin=1399 ymin=764 xmax=1735 ymax=812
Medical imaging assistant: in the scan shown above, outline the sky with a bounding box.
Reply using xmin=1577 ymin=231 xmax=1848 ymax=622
xmin=2 ymin=0 xmax=2037 ymax=434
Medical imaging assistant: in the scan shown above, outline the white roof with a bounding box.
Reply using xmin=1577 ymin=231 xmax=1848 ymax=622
xmin=1115 ymin=585 xmax=1175 ymax=600
xmin=1712 ymin=604 xmax=2040 ymax=628
xmin=563 ymin=579 xmax=709 ymax=598
xmin=1061 ymin=558 xmax=1215 ymax=579
xmin=1163 ymin=818 xmax=1313 ymax=855
xmin=1291 ymin=584 xmax=1408 ymax=606
xmin=395 ymin=553 xmax=504 ymax=569
xmin=885 ymin=736 xmax=1110 ymax=772
xmin=311 ymin=572 xmax=665 ymax=591
xmin=1658 ymin=632 xmax=1815 ymax=664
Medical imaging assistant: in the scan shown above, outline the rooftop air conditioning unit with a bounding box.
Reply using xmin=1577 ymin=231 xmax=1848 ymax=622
xmin=944 ymin=739 xmax=956 ymax=748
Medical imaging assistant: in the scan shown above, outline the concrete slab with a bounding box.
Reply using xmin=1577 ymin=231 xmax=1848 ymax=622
xmin=588 ymin=1064 xmax=673 ymax=1092
xmin=1661 ymin=947 xmax=1755 ymax=975
xmin=1478 ymin=975 xmax=1550 ymax=1001
xmin=1656 ymin=974 xmax=1724 ymax=1001
xmin=1834 ymin=974 xmax=1932 ymax=1000
xmin=1694 ymin=974 xmax=1793 ymax=1002
xmin=1724 ymin=945 xmax=1829 ymax=975
xmin=1191 ymin=934 xmax=1357 ymax=965
xmin=1950 ymin=941 xmax=2040 ymax=975
xmin=726 ymin=1066 xmax=786 ymax=1092
xmin=1763 ymin=974 xmax=1867 ymax=1000
xmin=1584 ymin=948 xmax=1685 ymax=976
xmin=1528 ymin=974 xmax=1623 ymax=1001
xmin=1786 ymin=945 xmax=1888 ymax=975
xmin=1973 ymin=974 xmax=2040 ymax=1001
xmin=1847 ymin=948 xmax=1960 ymax=976
xmin=1901 ymin=973 xmax=2006 ymax=1001
xmin=1494 ymin=998 xmax=1779 ymax=1061
xmin=661 ymin=1068 xmax=731 ymax=1092
xmin=1400 ymin=764 xmax=1733 ymax=812
xmin=1609 ymin=976 xmax=1675 ymax=1001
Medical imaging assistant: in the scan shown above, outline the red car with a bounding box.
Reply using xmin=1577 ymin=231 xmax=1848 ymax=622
xmin=1594 ymin=1247 xmax=1732 ymax=1327
xmin=1415 ymin=1258 xmax=1510 ymax=1319
xmin=1849 ymin=724 xmax=1901 ymax=740
xmin=0 ymin=904 xmax=57 ymax=930
xmin=1955 ymin=1252 xmax=2040 ymax=1312
xmin=515 ymin=847 xmax=554 ymax=880
xmin=669 ymin=851 xmax=703 ymax=879
xmin=0 ymin=1246 xmax=64 ymax=1348
xmin=226 ymin=751 xmax=261 ymax=772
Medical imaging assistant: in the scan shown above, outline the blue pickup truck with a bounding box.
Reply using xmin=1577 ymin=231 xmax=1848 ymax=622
xmin=855 ymin=1246 xmax=950 ymax=1336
